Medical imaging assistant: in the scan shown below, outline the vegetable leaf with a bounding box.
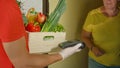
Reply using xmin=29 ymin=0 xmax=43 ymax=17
xmin=41 ymin=0 xmax=66 ymax=32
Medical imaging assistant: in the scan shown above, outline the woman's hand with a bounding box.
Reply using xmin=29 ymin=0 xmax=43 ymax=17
xmin=91 ymin=46 xmax=105 ymax=57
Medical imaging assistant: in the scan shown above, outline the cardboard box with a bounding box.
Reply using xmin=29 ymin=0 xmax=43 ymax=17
xmin=28 ymin=32 xmax=66 ymax=53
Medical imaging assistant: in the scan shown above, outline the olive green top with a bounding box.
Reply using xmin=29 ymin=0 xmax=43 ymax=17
xmin=83 ymin=8 xmax=120 ymax=66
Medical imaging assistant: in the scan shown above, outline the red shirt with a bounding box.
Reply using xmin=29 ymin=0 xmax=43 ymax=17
xmin=0 ymin=0 xmax=27 ymax=68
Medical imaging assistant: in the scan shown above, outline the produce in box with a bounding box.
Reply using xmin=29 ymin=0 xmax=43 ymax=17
xmin=24 ymin=7 xmax=46 ymax=32
xmin=25 ymin=22 xmax=41 ymax=32
xmin=37 ymin=12 xmax=46 ymax=24
xmin=17 ymin=0 xmax=66 ymax=32
xmin=41 ymin=0 xmax=66 ymax=32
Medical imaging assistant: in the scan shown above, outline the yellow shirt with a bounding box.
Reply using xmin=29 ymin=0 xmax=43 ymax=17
xmin=83 ymin=8 xmax=120 ymax=66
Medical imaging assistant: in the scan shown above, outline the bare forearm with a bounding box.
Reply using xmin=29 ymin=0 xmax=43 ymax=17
xmin=25 ymin=53 xmax=62 ymax=68
xmin=3 ymin=36 xmax=80 ymax=68
xmin=80 ymin=30 xmax=95 ymax=50
xmin=81 ymin=37 xmax=94 ymax=49
xmin=80 ymin=30 xmax=105 ymax=57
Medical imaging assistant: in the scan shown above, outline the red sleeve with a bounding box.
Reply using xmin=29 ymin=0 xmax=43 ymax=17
xmin=0 ymin=2 xmax=26 ymax=42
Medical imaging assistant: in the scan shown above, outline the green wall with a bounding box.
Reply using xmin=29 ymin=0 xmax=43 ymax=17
xmin=49 ymin=0 xmax=102 ymax=68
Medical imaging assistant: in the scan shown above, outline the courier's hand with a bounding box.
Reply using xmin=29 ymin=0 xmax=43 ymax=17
xmin=91 ymin=46 xmax=105 ymax=57
xmin=59 ymin=43 xmax=82 ymax=60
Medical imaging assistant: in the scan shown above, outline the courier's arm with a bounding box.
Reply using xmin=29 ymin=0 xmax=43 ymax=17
xmin=3 ymin=36 xmax=84 ymax=68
